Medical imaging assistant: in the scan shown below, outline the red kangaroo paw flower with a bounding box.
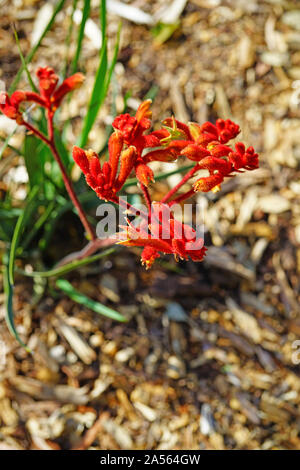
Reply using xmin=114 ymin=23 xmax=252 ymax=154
xmin=141 ymin=133 xmax=161 ymax=148
xmin=116 ymin=146 xmax=137 ymax=190
xmin=181 ymin=143 xmax=211 ymax=161
xmin=200 ymin=122 xmax=219 ymax=139
xmin=112 ymin=113 xmax=137 ymax=144
xmin=112 ymin=100 xmax=152 ymax=147
xmin=89 ymin=154 xmax=102 ymax=180
xmin=108 ymin=130 xmax=123 ymax=184
xmin=196 ymin=132 xmax=217 ymax=146
xmin=145 ymin=140 xmax=192 ymax=163
xmin=135 ymin=99 xmax=152 ymax=129
xmin=243 ymin=146 xmax=259 ymax=169
xmin=51 ymin=73 xmax=84 ymax=109
xmin=0 ymin=92 xmax=24 ymax=123
xmin=216 ymin=118 xmax=240 ymax=143
xmin=72 ymin=146 xmax=90 ymax=173
xmin=118 ymin=202 xmax=206 ymax=267
xmin=135 ymin=162 xmax=155 ymax=187
xmin=10 ymin=91 xmax=27 ymax=107
xmin=229 ymin=142 xmax=259 ymax=171
xmin=194 ymin=173 xmax=224 ymax=193
xmin=141 ymin=246 xmax=161 ymax=269
xmin=197 ymin=156 xmax=232 ymax=174
xmin=36 ymin=67 xmax=59 ymax=99
xmin=209 ymin=143 xmax=232 ymax=158
xmin=102 ymin=162 xmax=112 ymax=182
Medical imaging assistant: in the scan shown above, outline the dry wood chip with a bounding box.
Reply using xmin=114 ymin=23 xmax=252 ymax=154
xmin=55 ymin=319 xmax=96 ymax=365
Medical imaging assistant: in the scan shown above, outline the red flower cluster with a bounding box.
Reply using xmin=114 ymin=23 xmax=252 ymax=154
xmin=118 ymin=202 xmax=207 ymax=269
xmin=73 ymin=100 xmax=163 ymax=197
xmin=73 ymin=139 xmax=137 ymax=202
xmin=144 ymin=117 xmax=258 ymax=193
xmin=0 ymin=65 xmax=259 ymax=269
xmin=72 ymin=100 xmax=259 ymax=267
xmin=0 ymin=67 xmax=84 ymax=122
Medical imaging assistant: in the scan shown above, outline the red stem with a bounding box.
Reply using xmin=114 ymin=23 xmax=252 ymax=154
xmin=23 ymin=121 xmax=50 ymax=145
xmin=140 ymin=183 xmax=152 ymax=214
xmin=56 ymin=237 xmax=117 ymax=267
xmin=161 ymin=164 xmax=199 ymax=203
xmin=168 ymin=188 xmax=195 ymax=206
xmin=24 ymin=114 xmax=96 ymax=241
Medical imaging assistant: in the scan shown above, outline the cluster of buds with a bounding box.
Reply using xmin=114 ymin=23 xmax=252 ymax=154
xmin=0 ymin=66 xmax=84 ymax=122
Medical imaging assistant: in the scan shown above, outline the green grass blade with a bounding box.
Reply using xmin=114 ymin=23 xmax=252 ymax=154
xmin=8 ymin=186 xmax=39 ymax=285
xmin=21 ymin=200 xmax=56 ymax=250
xmin=103 ymin=22 xmax=121 ymax=97
xmin=0 ymin=126 xmax=18 ymax=160
xmin=3 ymin=262 xmax=31 ymax=352
xmin=100 ymin=0 xmax=107 ymax=44
xmin=78 ymin=37 xmax=108 ymax=147
xmin=9 ymin=0 xmax=66 ymax=93
xmin=0 ymin=133 xmax=21 ymax=156
xmin=56 ymin=279 xmax=127 ymax=322
xmin=23 ymin=135 xmax=46 ymax=189
xmin=71 ymin=0 xmax=91 ymax=74
xmin=18 ymin=247 xmax=115 ymax=278
xmin=63 ymin=0 xmax=79 ymax=77
xmin=13 ymin=27 xmax=38 ymax=92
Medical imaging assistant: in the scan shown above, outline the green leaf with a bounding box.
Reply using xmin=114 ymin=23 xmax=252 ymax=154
xmin=3 ymin=262 xmax=31 ymax=352
xmin=78 ymin=11 xmax=121 ymax=147
xmin=23 ymin=135 xmax=45 ymax=189
xmin=13 ymin=27 xmax=38 ymax=93
xmin=0 ymin=126 xmax=18 ymax=160
xmin=71 ymin=0 xmax=91 ymax=74
xmin=78 ymin=37 xmax=108 ymax=147
xmin=56 ymin=278 xmax=127 ymax=322
xmin=100 ymin=0 xmax=107 ymax=44
xmin=18 ymin=247 xmax=116 ymax=278
xmin=151 ymin=21 xmax=180 ymax=45
xmin=22 ymin=200 xmax=56 ymax=250
xmin=8 ymin=186 xmax=39 ymax=285
xmin=4 ymin=186 xmax=39 ymax=350
xmin=9 ymin=0 xmax=66 ymax=93
xmin=64 ymin=0 xmax=79 ymax=77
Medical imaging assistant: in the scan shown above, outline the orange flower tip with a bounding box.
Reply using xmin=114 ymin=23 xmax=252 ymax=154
xmin=136 ymin=164 xmax=155 ymax=187
xmin=70 ymin=73 xmax=85 ymax=88
xmin=136 ymin=99 xmax=152 ymax=122
xmin=85 ymin=148 xmax=99 ymax=160
xmin=141 ymin=246 xmax=160 ymax=269
xmin=188 ymin=122 xmax=202 ymax=140
xmin=36 ymin=66 xmax=59 ymax=93
xmin=211 ymin=185 xmax=221 ymax=193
